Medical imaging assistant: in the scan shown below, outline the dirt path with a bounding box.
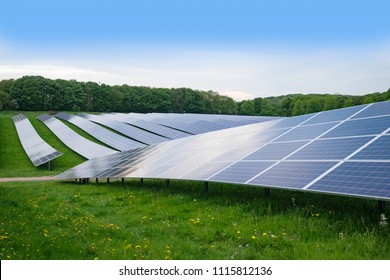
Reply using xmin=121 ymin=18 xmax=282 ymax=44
xmin=0 ymin=176 xmax=58 ymax=182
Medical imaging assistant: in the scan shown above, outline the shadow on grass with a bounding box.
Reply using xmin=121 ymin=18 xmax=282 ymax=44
xmin=63 ymin=177 xmax=382 ymax=228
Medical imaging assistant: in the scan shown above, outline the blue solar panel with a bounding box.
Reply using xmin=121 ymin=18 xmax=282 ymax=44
xmin=321 ymin=116 xmax=390 ymax=138
xmin=309 ymin=162 xmax=390 ymax=199
xmin=244 ymin=141 xmax=309 ymax=160
xmin=183 ymin=161 xmax=234 ymax=180
xmin=209 ymin=161 xmax=275 ymax=184
xmin=265 ymin=113 xmax=315 ymax=130
xmin=248 ymin=161 xmax=337 ymax=189
xmin=351 ymin=135 xmax=390 ymax=160
xmin=304 ymin=104 xmax=368 ymax=125
xmin=57 ymin=101 xmax=390 ymax=201
xmin=288 ymin=137 xmax=374 ymax=160
xmin=275 ymin=122 xmax=337 ymax=142
xmin=351 ymin=101 xmax=390 ymax=119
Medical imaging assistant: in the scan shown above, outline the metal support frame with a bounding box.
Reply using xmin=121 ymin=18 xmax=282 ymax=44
xmin=204 ymin=181 xmax=209 ymax=192
xmin=107 ymin=178 xmax=110 ymax=184
xmin=379 ymin=200 xmax=386 ymax=213
xmin=140 ymin=178 xmax=144 ymax=185
xmin=265 ymin=188 xmax=271 ymax=196
xmin=48 ymin=160 xmax=51 ymax=171
xmin=166 ymin=179 xmax=170 ymax=187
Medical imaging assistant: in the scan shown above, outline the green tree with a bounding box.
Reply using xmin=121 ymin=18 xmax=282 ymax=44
xmin=239 ymin=100 xmax=255 ymax=115
xmin=292 ymin=99 xmax=306 ymax=116
xmin=323 ymin=95 xmax=338 ymax=111
xmin=305 ymin=97 xmax=323 ymax=114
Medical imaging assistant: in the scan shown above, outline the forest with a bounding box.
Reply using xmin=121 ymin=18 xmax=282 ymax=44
xmin=0 ymin=75 xmax=389 ymax=116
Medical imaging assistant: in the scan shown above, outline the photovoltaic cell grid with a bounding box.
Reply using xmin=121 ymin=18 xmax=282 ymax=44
xmin=12 ymin=114 xmax=62 ymax=166
xmin=56 ymin=113 xmax=146 ymax=151
xmin=78 ymin=113 xmax=170 ymax=145
xmin=100 ymin=113 xmax=191 ymax=139
xmin=57 ymin=101 xmax=390 ymax=201
xmin=37 ymin=114 xmax=117 ymax=159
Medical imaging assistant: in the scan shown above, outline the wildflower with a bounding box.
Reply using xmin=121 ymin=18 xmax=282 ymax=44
xmin=251 ymin=236 xmax=256 ymax=240
xmin=236 ymin=231 xmax=241 ymax=239
xmin=124 ymin=244 xmax=132 ymax=250
xmin=379 ymin=213 xmax=388 ymax=227
xmin=262 ymin=232 xmax=267 ymax=236
xmin=339 ymin=232 xmax=344 ymax=240
xmin=135 ymin=245 xmax=141 ymax=250
xmin=291 ymin=197 xmax=296 ymax=206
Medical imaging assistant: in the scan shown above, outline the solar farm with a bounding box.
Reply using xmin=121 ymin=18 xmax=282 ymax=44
xmin=1 ymin=101 xmax=390 ymax=259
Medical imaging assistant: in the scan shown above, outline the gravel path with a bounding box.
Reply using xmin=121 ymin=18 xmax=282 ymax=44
xmin=0 ymin=176 xmax=58 ymax=182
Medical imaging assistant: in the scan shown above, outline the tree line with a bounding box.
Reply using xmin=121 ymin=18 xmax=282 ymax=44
xmin=0 ymin=75 xmax=389 ymax=116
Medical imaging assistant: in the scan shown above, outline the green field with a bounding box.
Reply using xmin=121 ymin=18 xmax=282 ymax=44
xmin=1 ymin=180 xmax=389 ymax=260
xmin=0 ymin=111 xmax=389 ymax=260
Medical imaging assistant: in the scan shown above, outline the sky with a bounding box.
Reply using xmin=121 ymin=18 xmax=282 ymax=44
xmin=0 ymin=0 xmax=390 ymax=100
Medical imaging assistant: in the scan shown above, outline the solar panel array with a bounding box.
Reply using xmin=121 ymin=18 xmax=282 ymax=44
xmin=12 ymin=113 xmax=62 ymax=166
xmin=37 ymin=114 xmax=117 ymax=159
xmin=57 ymin=101 xmax=390 ymax=201
xmin=100 ymin=113 xmax=191 ymax=139
xmin=78 ymin=113 xmax=170 ymax=145
xmin=138 ymin=113 xmax=277 ymax=134
xmin=56 ymin=113 xmax=146 ymax=151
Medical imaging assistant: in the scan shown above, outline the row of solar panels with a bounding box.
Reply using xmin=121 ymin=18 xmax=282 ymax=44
xmin=13 ymin=112 xmax=274 ymax=166
xmin=57 ymin=101 xmax=390 ymax=201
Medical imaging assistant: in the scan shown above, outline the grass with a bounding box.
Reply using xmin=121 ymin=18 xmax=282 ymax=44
xmin=1 ymin=179 xmax=389 ymax=260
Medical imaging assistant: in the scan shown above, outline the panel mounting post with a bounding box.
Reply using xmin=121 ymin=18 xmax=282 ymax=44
xmin=48 ymin=160 xmax=51 ymax=171
xmin=204 ymin=181 xmax=209 ymax=192
xmin=265 ymin=188 xmax=271 ymax=197
xmin=166 ymin=179 xmax=170 ymax=188
xmin=96 ymin=178 xmax=99 ymax=184
xmin=140 ymin=178 xmax=144 ymax=185
xmin=379 ymin=200 xmax=386 ymax=213
xmin=107 ymin=178 xmax=110 ymax=184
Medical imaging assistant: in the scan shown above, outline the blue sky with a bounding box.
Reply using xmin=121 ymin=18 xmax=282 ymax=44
xmin=1 ymin=0 xmax=390 ymax=100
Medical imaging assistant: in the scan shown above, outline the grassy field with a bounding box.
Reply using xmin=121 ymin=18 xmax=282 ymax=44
xmin=1 ymin=179 xmax=389 ymax=260
xmin=1 ymin=111 xmax=389 ymax=260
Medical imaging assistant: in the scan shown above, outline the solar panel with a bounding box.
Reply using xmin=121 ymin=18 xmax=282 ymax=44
xmin=209 ymin=161 xmax=275 ymax=184
xmin=321 ymin=116 xmax=390 ymax=138
xmin=56 ymin=113 xmax=146 ymax=151
xmin=248 ymin=161 xmax=337 ymax=189
xmin=288 ymin=137 xmax=374 ymax=160
xmin=37 ymin=114 xmax=117 ymax=159
xmin=351 ymin=101 xmax=390 ymax=119
xmin=12 ymin=113 xmax=62 ymax=166
xmin=57 ymin=101 xmax=390 ymax=201
xmin=100 ymin=113 xmax=191 ymax=139
xmin=243 ymin=141 xmax=309 ymax=160
xmin=351 ymin=135 xmax=390 ymax=160
xmin=79 ymin=113 xmax=170 ymax=145
xmin=309 ymin=162 xmax=390 ymax=199
xmin=275 ymin=122 xmax=337 ymax=142
xmin=304 ymin=104 xmax=367 ymax=125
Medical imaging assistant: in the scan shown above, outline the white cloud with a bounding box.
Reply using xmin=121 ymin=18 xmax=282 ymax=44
xmin=222 ymin=90 xmax=255 ymax=101
xmin=0 ymin=44 xmax=389 ymax=100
